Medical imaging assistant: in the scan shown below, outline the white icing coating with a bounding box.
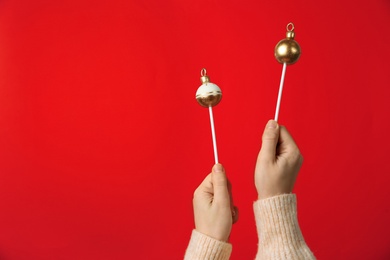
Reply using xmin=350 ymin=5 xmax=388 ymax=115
xmin=196 ymin=83 xmax=222 ymax=97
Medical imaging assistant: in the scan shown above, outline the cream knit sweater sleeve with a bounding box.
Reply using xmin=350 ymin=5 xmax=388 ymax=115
xmin=184 ymin=194 xmax=315 ymax=260
xmin=254 ymin=194 xmax=315 ymax=260
xmin=184 ymin=230 xmax=232 ymax=260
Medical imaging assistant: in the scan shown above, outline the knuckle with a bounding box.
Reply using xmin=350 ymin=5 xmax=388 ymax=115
xmin=298 ymin=153 xmax=304 ymax=165
xmin=193 ymin=187 xmax=201 ymax=198
xmin=290 ymin=149 xmax=303 ymax=165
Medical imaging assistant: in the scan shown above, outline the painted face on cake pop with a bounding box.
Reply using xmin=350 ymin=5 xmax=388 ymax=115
xmin=196 ymin=69 xmax=222 ymax=107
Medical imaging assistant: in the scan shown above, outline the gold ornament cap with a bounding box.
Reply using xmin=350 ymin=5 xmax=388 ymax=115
xmin=274 ymin=22 xmax=301 ymax=65
xmin=196 ymin=68 xmax=222 ymax=108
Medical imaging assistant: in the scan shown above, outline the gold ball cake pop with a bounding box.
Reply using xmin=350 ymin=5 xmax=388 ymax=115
xmin=196 ymin=68 xmax=222 ymax=107
xmin=275 ymin=23 xmax=301 ymax=65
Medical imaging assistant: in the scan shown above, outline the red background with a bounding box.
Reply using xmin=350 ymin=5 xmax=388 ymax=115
xmin=1 ymin=0 xmax=390 ymax=259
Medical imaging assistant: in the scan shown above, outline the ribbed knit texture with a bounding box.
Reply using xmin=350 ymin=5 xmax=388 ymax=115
xmin=184 ymin=194 xmax=315 ymax=259
xmin=254 ymin=194 xmax=315 ymax=260
xmin=184 ymin=230 xmax=232 ymax=260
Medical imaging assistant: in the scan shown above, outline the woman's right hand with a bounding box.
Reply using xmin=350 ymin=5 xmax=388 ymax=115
xmin=255 ymin=120 xmax=303 ymax=200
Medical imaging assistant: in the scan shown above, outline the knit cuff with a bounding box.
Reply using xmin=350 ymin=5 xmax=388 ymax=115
xmin=253 ymin=194 xmax=315 ymax=259
xmin=184 ymin=230 xmax=232 ymax=260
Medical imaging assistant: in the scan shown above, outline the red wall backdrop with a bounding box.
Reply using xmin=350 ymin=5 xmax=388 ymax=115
xmin=0 ymin=0 xmax=390 ymax=259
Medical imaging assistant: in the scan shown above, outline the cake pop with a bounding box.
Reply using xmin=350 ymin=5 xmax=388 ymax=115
xmin=196 ymin=69 xmax=222 ymax=107
xmin=196 ymin=68 xmax=222 ymax=164
xmin=274 ymin=22 xmax=301 ymax=121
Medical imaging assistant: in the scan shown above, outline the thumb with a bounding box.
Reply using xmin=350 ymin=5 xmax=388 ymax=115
xmin=259 ymin=120 xmax=280 ymax=162
xmin=211 ymin=164 xmax=230 ymax=206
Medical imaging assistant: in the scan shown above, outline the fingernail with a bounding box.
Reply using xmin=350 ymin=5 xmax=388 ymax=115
xmin=267 ymin=120 xmax=278 ymax=129
xmin=214 ymin=164 xmax=223 ymax=173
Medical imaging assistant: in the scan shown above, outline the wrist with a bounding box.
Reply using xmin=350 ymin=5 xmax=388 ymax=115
xmin=194 ymin=229 xmax=230 ymax=243
xmin=257 ymin=191 xmax=293 ymax=200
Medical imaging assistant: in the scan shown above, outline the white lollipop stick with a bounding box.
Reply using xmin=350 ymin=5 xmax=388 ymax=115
xmin=274 ymin=62 xmax=287 ymax=122
xmin=208 ymin=106 xmax=219 ymax=164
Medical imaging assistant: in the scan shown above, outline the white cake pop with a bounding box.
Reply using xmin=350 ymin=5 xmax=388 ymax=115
xmin=196 ymin=68 xmax=222 ymax=108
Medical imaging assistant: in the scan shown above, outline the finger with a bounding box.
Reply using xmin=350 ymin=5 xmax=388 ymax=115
xmin=211 ymin=164 xmax=230 ymax=207
xmin=278 ymin=126 xmax=299 ymax=156
xmin=258 ymin=120 xmax=280 ymax=163
xmin=193 ymin=173 xmax=213 ymax=200
xmin=278 ymin=126 xmax=297 ymax=148
xmin=278 ymin=126 xmax=303 ymax=164
xmin=227 ymin=179 xmax=234 ymax=213
xmin=226 ymin=178 xmax=236 ymax=217
xmin=232 ymin=206 xmax=239 ymax=224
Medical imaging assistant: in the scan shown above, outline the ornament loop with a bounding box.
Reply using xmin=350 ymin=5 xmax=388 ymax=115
xmin=286 ymin=22 xmax=294 ymax=32
xmin=201 ymin=68 xmax=207 ymax=77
